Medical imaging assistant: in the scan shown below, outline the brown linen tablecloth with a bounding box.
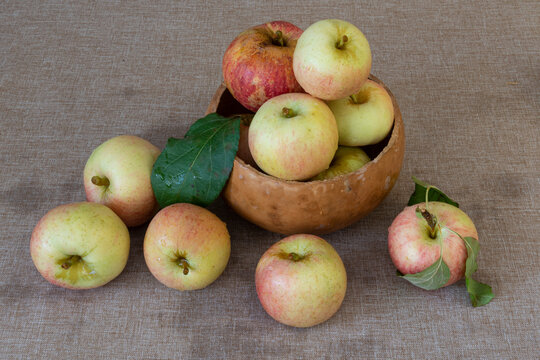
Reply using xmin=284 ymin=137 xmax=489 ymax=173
xmin=1 ymin=1 xmax=538 ymax=359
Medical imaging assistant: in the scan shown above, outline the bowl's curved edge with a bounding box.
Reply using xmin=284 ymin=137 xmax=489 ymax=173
xmin=208 ymin=76 xmax=405 ymax=235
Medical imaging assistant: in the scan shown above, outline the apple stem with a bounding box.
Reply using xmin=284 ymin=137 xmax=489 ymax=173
xmin=418 ymin=207 xmax=438 ymax=239
xmin=281 ymin=107 xmax=296 ymax=118
xmin=177 ymin=258 xmax=189 ymax=275
xmin=91 ymin=175 xmax=110 ymax=187
xmin=273 ymin=30 xmax=284 ymax=47
xmin=336 ymin=35 xmax=349 ymax=49
xmin=60 ymin=255 xmax=81 ymax=269
xmin=288 ymin=252 xmax=302 ymax=261
xmin=350 ymin=94 xmax=358 ymax=104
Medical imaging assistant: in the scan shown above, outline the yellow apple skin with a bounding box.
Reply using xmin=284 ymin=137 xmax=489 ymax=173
xmin=84 ymin=135 xmax=161 ymax=227
xmin=143 ymin=203 xmax=230 ymax=291
xmin=30 ymin=202 xmax=130 ymax=290
xmin=328 ymin=79 xmax=394 ymax=146
xmin=255 ymin=234 xmax=347 ymax=328
xmin=293 ymin=19 xmax=371 ymax=100
xmin=249 ymin=93 xmax=338 ymax=181
xmin=311 ymin=146 xmax=370 ymax=181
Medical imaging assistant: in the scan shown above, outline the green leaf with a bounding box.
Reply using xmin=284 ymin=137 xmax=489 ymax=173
xmin=151 ymin=113 xmax=240 ymax=208
xmin=462 ymin=236 xmax=480 ymax=278
xmin=407 ymin=176 xmax=459 ymax=207
xmin=399 ymin=255 xmax=450 ymax=290
xmin=461 ymin=235 xmax=494 ymax=307
xmin=466 ymin=278 xmax=495 ymax=307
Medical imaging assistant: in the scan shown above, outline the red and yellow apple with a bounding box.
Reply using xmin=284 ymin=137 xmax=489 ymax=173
xmin=249 ymin=93 xmax=339 ymax=180
xmin=143 ymin=203 xmax=231 ymax=291
xmin=388 ymin=201 xmax=478 ymax=286
xmin=293 ymin=19 xmax=371 ymax=100
xmin=222 ymin=21 xmax=304 ymax=112
xmin=328 ymin=79 xmax=394 ymax=146
xmin=311 ymin=146 xmax=370 ymax=180
xmin=30 ymin=202 xmax=130 ymax=290
xmin=255 ymin=234 xmax=347 ymax=328
xmin=84 ymin=135 xmax=161 ymax=227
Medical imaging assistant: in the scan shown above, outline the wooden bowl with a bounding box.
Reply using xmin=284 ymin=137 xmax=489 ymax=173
xmin=206 ymin=75 xmax=405 ymax=235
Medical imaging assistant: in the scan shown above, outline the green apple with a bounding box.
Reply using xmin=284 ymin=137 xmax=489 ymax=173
xmin=30 ymin=202 xmax=130 ymax=289
xmin=311 ymin=146 xmax=370 ymax=181
xmin=143 ymin=203 xmax=231 ymax=291
xmin=84 ymin=135 xmax=161 ymax=227
xmin=249 ymin=93 xmax=338 ymax=180
xmin=255 ymin=234 xmax=347 ymax=327
xmin=293 ymin=19 xmax=371 ymax=100
xmin=328 ymin=79 xmax=394 ymax=146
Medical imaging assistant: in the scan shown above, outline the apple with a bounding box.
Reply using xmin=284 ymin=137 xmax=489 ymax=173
xmin=143 ymin=203 xmax=230 ymax=291
xmin=222 ymin=21 xmax=304 ymax=112
xmin=84 ymin=135 xmax=161 ymax=227
xmin=30 ymin=202 xmax=130 ymax=290
xmin=249 ymin=93 xmax=339 ymax=180
xmin=327 ymin=79 xmax=394 ymax=146
xmin=293 ymin=19 xmax=371 ymax=100
xmin=255 ymin=234 xmax=347 ymax=327
xmin=311 ymin=146 xmax=370 ymax=180
xmin=388 ymin=201 xmax=478 ymax=286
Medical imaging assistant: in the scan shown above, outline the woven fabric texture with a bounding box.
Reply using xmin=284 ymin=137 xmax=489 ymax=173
xmin=0 ymin=1 xmax=538 ymax=359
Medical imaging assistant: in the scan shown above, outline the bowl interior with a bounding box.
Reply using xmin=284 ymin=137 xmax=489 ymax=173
xmin=213 ymin=86 xmax=394 ymax=177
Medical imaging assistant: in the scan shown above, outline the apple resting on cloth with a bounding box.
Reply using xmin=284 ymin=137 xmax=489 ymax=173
xmin=144 ymin=203 xmax=231 ymax=291
xmin=311 ymin=146 xmax=370 ymax=180
xmin=249 ymin=93 xmax=338 ymax=180
xmin=84 ymin=135 xmax=161 ymax=227
xmin=222 ymin=21 xmax=304 ymax=112
xmin=30 ymin=202 xmax=130 ymax=290
xmin=293 ymin=19 xmax=371 ymax=100
xmin=388 ymin=201 xmax=477 ymax=286
xmin=255 ymin=234 xmax=347 ymax=328
xmin=328 ymin=79 xmax=394 ymax=146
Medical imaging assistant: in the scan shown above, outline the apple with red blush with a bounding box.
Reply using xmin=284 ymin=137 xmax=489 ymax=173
xmin=144 ymin=203 xmax=231 ymax=291
xmin=388 ymin=177 xmax=494 ymax=307
xmin=84 ymin=135 xmax=160 ymax=227
xmin=255 ymin=234 xmax=347 ymax=327
xmin=248 ymin=92 xmax=338 ymax=180
xmin=222 ymin=21 xmax=304 ymax=112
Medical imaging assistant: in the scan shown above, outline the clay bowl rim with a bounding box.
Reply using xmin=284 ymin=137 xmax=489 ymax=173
xmin=206 ymin=73 xmax=402 ymax=187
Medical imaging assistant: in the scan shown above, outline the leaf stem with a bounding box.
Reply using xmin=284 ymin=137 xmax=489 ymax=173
xmin=445 ymin=227 xmax=473 ymax=253
xmin=425 ymin=185 xmax=432 ymax=211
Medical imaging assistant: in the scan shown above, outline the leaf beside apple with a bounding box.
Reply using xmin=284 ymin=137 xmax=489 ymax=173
xmin=407 ymin=176 xmax=459 ymax=207
xmin=395 ymin=177 xmax=494 ymax=307
xmin=151 ymin=113 xmax=240 ymax=208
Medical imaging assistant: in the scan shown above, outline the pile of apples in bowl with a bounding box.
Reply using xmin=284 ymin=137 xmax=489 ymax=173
xmin=30 ymin=18 xmax=493 ymax=330
xmin=215 ymin=19 xmax=404 ymax=235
